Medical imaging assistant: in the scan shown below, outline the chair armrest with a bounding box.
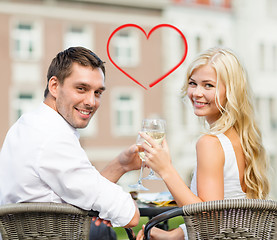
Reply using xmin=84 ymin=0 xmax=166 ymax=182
xmin=144 ymin=207 xmax=184 ymax=240
xmin=125 ymin=228 xmax=136 ymax=240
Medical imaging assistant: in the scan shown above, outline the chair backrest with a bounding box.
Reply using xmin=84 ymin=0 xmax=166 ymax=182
xmin=144 ymin=199 xmax=277 ymax=240
xmin=183 ymin=199 xmax=277 ymax=239
xmin=0 ymin=202 xmax=91 ymax=240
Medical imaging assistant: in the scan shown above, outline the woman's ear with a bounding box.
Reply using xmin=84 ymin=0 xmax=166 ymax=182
xmin=48 ymin=76 xmax=59 ymax=98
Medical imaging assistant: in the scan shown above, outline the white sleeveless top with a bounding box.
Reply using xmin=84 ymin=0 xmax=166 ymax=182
xmin=190 ymin=133 xmax=246 ymax=199
xmin=180 ymin=133 xmax=246 ymax=239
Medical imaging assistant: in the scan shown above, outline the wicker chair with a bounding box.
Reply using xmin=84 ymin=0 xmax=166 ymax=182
xmin=144 ymin=199 xmax=277 ymax=240
xmin=0 ymin=202 xmax=135 ymax=240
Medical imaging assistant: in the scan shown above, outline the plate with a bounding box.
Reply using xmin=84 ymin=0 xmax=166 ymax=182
xmin=138 ymin=191 xmax=175 ymax=206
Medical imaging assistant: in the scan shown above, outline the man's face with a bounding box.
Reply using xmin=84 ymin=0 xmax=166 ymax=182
xmin=55 ymin=63 xmax=105 ymax=129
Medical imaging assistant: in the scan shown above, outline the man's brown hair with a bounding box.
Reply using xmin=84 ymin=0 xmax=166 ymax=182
xmin=44 ymin=47 xmax=105 ymax=98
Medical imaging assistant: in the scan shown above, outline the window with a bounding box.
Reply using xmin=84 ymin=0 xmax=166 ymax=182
xmin=11 ymin=21 xmax=42 ymax=60
xmin=211 ymin=0 xmax=224 ymax=7
xmin=217 ymin=38 xmax=224 ymax=46
xmin=181 ymin=98 xmax=187 ymax=126
xmin=254 ymin=97 xmax=261 ymax=120
xmin=269 ymin=97 xmax=277 ymax=129
xmin=64 ymin=25 xmax=92 ymax=49
xmin=184 ymin=0 xmax=195 ymax=3
xmin=15 ymin=93 xmax=35 ymax=119
xmin=179 ymin=34 xmax=186 ymax=59
xmin=272 ymin=45 xmax=276 ymax=72
xmin=113 ymin=30 xmax=140 ymax=67
xmin=111 ymin=89 xmax=142 ymax=136
xmin=259 ymin=43 xmax=265 ymax=71
xmin=269 ymin=0 xmax=277 ymax=16
xmin=195 ymin=36 xmax=202 ymax=53
xmin=10 ymin=88 xmax=42 ymax=124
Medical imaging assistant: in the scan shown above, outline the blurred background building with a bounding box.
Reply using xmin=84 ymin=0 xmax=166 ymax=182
xmin=0 ymin=0 xmax=276 ymax=197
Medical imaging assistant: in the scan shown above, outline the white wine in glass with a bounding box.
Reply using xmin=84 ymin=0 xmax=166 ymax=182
xmin=142 ymin=119 xmax=166 ymax=180
xmin=146 ymin=131 xmax=165 ymax=145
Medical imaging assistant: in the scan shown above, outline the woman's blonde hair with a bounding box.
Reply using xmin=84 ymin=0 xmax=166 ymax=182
xmin=182 ymin=47 xmax=269 ymax=199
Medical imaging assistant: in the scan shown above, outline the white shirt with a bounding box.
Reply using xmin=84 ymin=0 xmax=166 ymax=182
xmin=0 ymin=102 xmax=135 ymax=227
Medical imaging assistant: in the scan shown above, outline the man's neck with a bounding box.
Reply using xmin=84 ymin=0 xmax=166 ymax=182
xmin=43 ymin=96 xmax=57 ymax=113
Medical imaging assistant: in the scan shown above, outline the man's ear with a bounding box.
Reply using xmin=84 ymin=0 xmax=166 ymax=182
xmin=48 ymin=76 xmax=59 ymax=98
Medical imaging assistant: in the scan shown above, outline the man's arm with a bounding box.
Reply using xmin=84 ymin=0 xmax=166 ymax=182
xmin=100 ymin=144 xmax=141 ymax=227
xmin=93 ymin=201 xmax=140 ymax=228
xmin=100 ymin=144 xmax=141 ymax=183
xmin=123 ymin=203 xmax=140 ymax=228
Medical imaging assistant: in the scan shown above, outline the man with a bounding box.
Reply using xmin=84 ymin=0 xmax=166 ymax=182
xmin=0 ymin=47 xmax=140 ymax=233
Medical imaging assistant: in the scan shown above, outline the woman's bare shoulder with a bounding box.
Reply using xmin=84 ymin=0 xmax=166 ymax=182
xmin=196 ymin=134 xmax=224 ymax=165
xmin=196 ymin=134 xmax=221 ymax=149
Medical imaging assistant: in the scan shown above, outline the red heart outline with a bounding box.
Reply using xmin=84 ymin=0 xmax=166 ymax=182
xmin=107 ymin=24 xmax=188 ymax=90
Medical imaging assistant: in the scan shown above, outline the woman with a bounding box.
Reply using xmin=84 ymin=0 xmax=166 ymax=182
xmin=137 ymin=47 xmax=269 ymax=239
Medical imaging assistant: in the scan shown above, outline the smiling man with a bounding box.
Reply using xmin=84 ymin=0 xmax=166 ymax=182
xmin=0 ymin=47 xmax=140 ymax=238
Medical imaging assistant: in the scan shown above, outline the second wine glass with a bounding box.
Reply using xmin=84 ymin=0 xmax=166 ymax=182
xmin=128 ymin=134 xmax=149 ymax=191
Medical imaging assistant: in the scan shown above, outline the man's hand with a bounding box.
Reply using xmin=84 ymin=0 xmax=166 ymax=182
xmin=118 ymin=144 xmax=141 ymax=173
xmin=92 ymin=216 xmax=112 ymax=227
xmin=101 ymin=144 xmax=141 ymax=183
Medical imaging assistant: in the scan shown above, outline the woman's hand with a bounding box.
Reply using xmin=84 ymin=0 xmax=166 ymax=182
xmin=136 ymin=226 xmax=144 ymax=240
xmin=139 ymin=132 xmax=172 ymax=178
xmin=136 ymin=225 xmax=184 ymax=240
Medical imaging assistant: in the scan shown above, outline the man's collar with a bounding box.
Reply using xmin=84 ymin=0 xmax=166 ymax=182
xmin=40 ymin=102 xmax=80 ymax=139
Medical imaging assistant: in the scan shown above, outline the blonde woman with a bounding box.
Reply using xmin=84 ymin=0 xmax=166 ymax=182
xmin=137 ymin=47 xmax=269 ymax=240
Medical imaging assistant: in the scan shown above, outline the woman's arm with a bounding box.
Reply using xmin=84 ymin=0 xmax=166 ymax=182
xmin=196 ymin=134 xmax=225 ymax=200
xmin=140 ymin=132 xmax=225 ymax=206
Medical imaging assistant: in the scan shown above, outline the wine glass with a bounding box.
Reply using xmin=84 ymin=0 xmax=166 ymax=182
xmin=141 ymin=118 xmax=166 ymax=180
xmin=128 ymin=134 xmax=149 ymax=191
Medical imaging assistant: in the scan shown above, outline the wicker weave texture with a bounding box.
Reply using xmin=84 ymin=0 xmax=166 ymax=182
xmin=0 ymin=203 xmax=91 ymax=240
xmin=182 ymin=199 xmax=277 ymax=240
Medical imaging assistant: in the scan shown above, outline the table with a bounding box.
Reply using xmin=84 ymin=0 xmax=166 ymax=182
xmin=137 ymin=201 xmax=178 ymax=230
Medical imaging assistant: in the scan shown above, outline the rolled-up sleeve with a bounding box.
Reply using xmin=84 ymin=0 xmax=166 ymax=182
xmin=179 ymin=224 xmax=188 ymax=240
xmin=37 ymin=131 xmax=135 ymax=227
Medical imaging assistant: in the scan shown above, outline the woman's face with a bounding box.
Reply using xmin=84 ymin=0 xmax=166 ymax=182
xmin=187 ymin=64 xmax=226 ymax=125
